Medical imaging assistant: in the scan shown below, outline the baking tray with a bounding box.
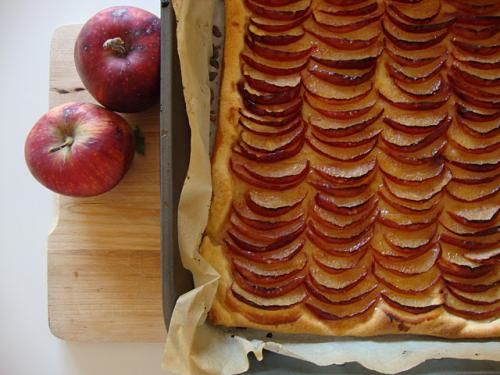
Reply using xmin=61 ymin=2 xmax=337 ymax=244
xmin=159 ymin=1 xmax=499 ymax=373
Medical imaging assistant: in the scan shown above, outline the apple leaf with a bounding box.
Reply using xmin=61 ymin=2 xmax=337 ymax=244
xmin=133 ymin=126 xmax=145 ymax=155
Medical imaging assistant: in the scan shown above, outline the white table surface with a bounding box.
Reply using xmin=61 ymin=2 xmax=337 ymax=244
xmin=0 ymin=1 xmax=166 ymax=374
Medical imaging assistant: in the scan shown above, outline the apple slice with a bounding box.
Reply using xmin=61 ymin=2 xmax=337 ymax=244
xmin=240 ymin=120 xmax=305 ymax=152
xmin=438 ymin=258 xmax=492 ymax=279
xmin=311 ymin=124 xmax=381 ymax=148
xmin=324 ymin=0 xmax=371 ymax=5
xmin=386 ymin=7 xmax=455 ymax=34
xmin=379 ymin=89 xmax=449 ymax=111
xmin=455 ymin=102 xmax=500 ymax=122
xmin=306 ymin=226 xmax=372 ymax=256
xmin=313 ymin=155 xmax=377 ymax=184
xmin=378 ymin=152 xmax=446 ymax=183
xmin=318 ymin=1 xmax=379 ymax=17
xmin=445 ymin=145 xmax=500 ymax=172
xmin=302 ymin=70 xmax=373 ymax=102
xmin=440 ymin=242 xmax=484 ymax=269
xmin=381 ymin=138 xmax=447 ymax=165
xmin=379 ymin=189 xmax=440 ymax=217
xmin=232 ymin=199 xmax=304 ymax=229
xmin=451 ymin=63 xmax=500 ymax=88
xmin=394 ymin=74 xmax=447 ymax=98
xmin=244 ymin=0 xmax=311 ymax=21
xmin=448 ymin=285 xmax=500 ymax=306
xmin=243 ymin=96 xmax=302 ymax=118
xmin=231 ymin=157 xmax=309 ymax=190
xmin=448 ymin=162 xmax=500 ymax=185
xmin=307 ymin=134 xmax=377 ymax=162
xmin=312 ymin=5 xmax=384 ymax=33
xmin=374 ymin=263 xmax=440 ymax=293
xmin=440 ymin=228 xmax=500 ymax=251
xmin=306 ymin=274 xmax=377 ymax=304
xmin=234 ymin=137 xmax=304 ymax=163
xmin=246 ymin=188 xmax=306 ymax=217
xmin=308 ymin=61 xmax=376 ymax=86
xmin=243 ymin=64 xmax=301 ymax=93
xmin=454 ymin=116 xmax=500 ymax=140
xmin=308 ymin=258 xmax=369 ymax=291
xmin=440 ymin=215 xmax=499 ymax=237
xmin=305 ymin=20 xmax=380 ymax=50
xmin=312 ymin=200 xmax=378 ymax=229
xmin=451 ymin=23 xmax=500 ymax=41
xmin=386 ymin=56 xmax=447 ymax=83
xmin=446 ymin=203 xmax=499 ymax=228
xmin=386 ymin=43 xmax=445 ymax=67
xmin=232 ymin=252 xmax=307 ymax=283
xmin=384 ymin=223 xmax=437 ymax=251
xmin=381 ymin=286 xmax=443 ymax=315
xmin=452 ymin=0 xmax=500 ymax=14
xmin=382 ymin=19 xmax=448 ymax=50
xmin=452 ymin=38 xmax=500 ymax=57
xmin=383 ymin=168 xmax=452 ymax=202
xmin=225 ymin=236 xmax=304 ymax=264
xmin=239 ymin=108 xmax=300 ymax=127
xmin=311 ymin=244 xmax=367 ymax=271
xmin=378 ymin=199 xmax=440 ymax=230
xmin=315 ymin=189 xmax=377 ymax=213
xmin=455 ymin=13 xmax=500 ymax=27
xmin=233 ymin=270 xmax=305 ymax=299
xmin=305 ymin=291 xmax=378 ymax=320
xmin=374 ymin=244 xmax=440 ymax=275
xmin=306 ymin=103 xmax=383 ymax=137
xmin=310 ymin=209 xmax=377 ymax=243
xmin=239 ymin=115 xmax=301 ymax=136
xmin=305 ymin=91 xmax=378 ymax=120
xmin=448 ymin=122 xmax=500 ymax=153
xmin=453 ymin=88 xmax=500 ymax=111
xmin=248 ymin=24 xmax=305 ymax=46
xmin=241 ymin=50 xmax=308 ymax=76
xmin=444 ymin=291 xmax=500 ymax=320
xmin=464 ymin=248 xmax=500 ymax=265
xmin=389 ymin=0 xmax=440 ymax=23
xmin=238 ymin=80 xmax=300 ymax=105
xmin=311 ymin=38 xmax=384 ymax=68
xmin=382 ymin=109 xmax=449 ymax=134
xmin=251 ymin=0 xmax=303 ymax=6
xmin=231 ymin=282 xmax=307 ymax=310
xmin=245 ymin=35 xmax=313 ymax=62
xmin=250 ymin=11 xmax=311 ymax=33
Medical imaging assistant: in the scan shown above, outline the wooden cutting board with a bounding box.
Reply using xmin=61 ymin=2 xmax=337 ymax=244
xmin=47 ymin=25 xmax=165 ymax=342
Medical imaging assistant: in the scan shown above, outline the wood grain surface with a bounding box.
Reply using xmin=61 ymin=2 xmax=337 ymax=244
xmin=47 ymin=25 xmax=165 ymax=342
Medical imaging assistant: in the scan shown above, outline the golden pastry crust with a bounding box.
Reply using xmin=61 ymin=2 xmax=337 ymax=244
xmin=199 ymin=0 xmax=500 ymax=338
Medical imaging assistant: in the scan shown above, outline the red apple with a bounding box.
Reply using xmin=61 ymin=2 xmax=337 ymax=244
xmin=74 ymin=6 xmax=160 ymax=112
xmin=25 ymin=102 xmax=135 ymax=197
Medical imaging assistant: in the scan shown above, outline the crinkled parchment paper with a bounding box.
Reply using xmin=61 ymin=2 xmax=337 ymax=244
xmin=162 ymin=1 xmax=500 ymax=374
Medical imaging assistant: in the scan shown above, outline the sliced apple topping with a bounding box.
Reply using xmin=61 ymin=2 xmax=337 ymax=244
xmin=244 ymin=0 xmax=312 ymax=21
xmin=444 ymin=291 xmax=500 ymax=320
xmin=374 ymin=263 xmax=441 ymax=293
xmin=375 ymin=243 xmax=440 ymax=275
xmin=231 ymin=282 xmax=307 ymax=310
xmin=225 ymin=236 xmax=305 ymax=264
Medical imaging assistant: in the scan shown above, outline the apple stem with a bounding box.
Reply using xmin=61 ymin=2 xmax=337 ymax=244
xmin=49 ymin=136 xmax=74 ymax=153
xmin=103 ymin=37 xmax=127 ymax=55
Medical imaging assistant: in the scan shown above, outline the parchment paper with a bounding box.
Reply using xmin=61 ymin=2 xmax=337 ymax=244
xmin=162 ymin=1 xmax=500 ymax=374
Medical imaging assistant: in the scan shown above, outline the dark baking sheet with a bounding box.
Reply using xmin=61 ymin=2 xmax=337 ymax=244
xmin=159 ymin=1 xmax=499 ymax=373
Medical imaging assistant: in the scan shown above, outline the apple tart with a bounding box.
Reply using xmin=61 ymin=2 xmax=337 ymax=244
xmin=200 ymin=0 xmax=500 ymax=338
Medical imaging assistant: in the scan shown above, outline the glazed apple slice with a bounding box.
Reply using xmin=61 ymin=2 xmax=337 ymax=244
xmin=306 ymin=103 xmax=383 ymax=137
xmin=453 ymin=88 xmax=500 ymax=111
xmin=231 ymin=157 xmax=309 ymax=190
xmin=239 ymin=115 xmax=302 ymax=136
xmin=385 ymin=41 xmax=447 ymax=67
xmin=452 ymin=0 xmax=500 ymax=14
xmin=306 ymin=273 xmax=377 ymax=305
xmin=374 ymin=263 xmax=441 ymax=293
xmin=448 ymin=285 xmax=500 ymax=306
xmin=306 ymin=225 xmax=372 ymax=255
xmin=314 ymin=189 xmax=377 ymax=214
xmin=446 ymin=202 xmax=499 ymax=228
xmin=308 ymin=257 xmax=369 ymax=290
xmin=232 ymin=199 xmax=304 ymax=229
xmin=243 ymin=64 xmax=302 ymax=93
xmin=318 ymin=1 xmax=378 ymax=17
xmin=241 ymin=50 xmax=308 ymax=76
xmin=380 ymin=138 xmax=447 ymax=166
xmin=394 ymin=74 xmax=447 ymax=98
xmin=379 ymin=85 xmax=450 ymax=111
xmin=244 ymin=0 xmax=311 ymax=21
xmin=443 ymin=291 xmax=500 ymax=320
xmin=225 ymin=236 xmax=304 ymax=264
xmin=250 ymin=11 xmax=311 ymax=33
xmin=452 ymin=38 xmax=500 ymax=57
xmin=438 ymin=258 xmax=492 ymax=279
xmin=386 ymin=56 xmax=447 ymax=83
xmin=238 ymin=80 xmax=300 ymax=105
xmin=313 ymin=155 xmax=377 ymax=184
xmin=382 ymin=109 xmax=449 ymax=134
xmin=374 ymin=244 xmax=440 ymax=276
xmin=239 ymin=108 xmax=300 ymax=127
xmin=312 ymin=200 xmax=378 ymax=229
xmin=312 ymin=5 xmax=384 ymax=33
xmin=324 ymin=0 xmax=371 ymax=5
xmin=243 ymin=96 xmax=302 ymax=118
xmin=442 ymin=265 xmax=499 ymax=290
xmin=383 ymin=223 xmax=438 ymax=251
xmin=302 ymin=70 xmax=373 ymax=102
xmin=240 ymin=120 xmax=305 ymax=152
xmin=248 ymin=24 xmax=305 ymax=46
xmin=246 ymin=188 xmax=306 ymax=217
xmin=311 ymin=38 xmax=384 ymax=69
xmin=378 ymin=152 xmax=446 ymax=183
xmin=308 ymin=61 xmax=376 ymax=86
xmin=245 ymin=35 xmax=313 ymax=62
xmin=448 ymin=162 xmax=500 ymax=184
xmin=451 ymin=62 xmax=500 ymax=88
xmin=382 ymin=19 xmax=448 ymax=50
xmin=440 ymin=214 xmax=499 ymax=237
xmin=389 ymin=0 xmax=440 ymax=23
xmin=305 ymin=290 xmax=378 ymax=320
xmin=305 ymin=20 xmax=380 ymax=50
xmin=232 ymin=252 xmax=307 ymax=284
xmin=305 ymin=91 xmax=378 ymax=120
xmin=440 ymin=228 xmax=500 ymax=251
xmin=231 ymin=282 xmax=307 ymax=310
xmin=448 ymin=122 xmax=500 ymax=153
xmin=383 ymin=168 xmax=452 ymax=202
xmin=311 ymin=124 xmax=381 ymax=147
xmin=440 ymin=242 xmax=484 ymax=269
xmin=451 ymin=23 xmax=500 ymax=41
xmin=377 ymin=199 xmax=440 ymax=230
xmin=307 ymin=134 xmax=377 ymax=162
xmin=386 ymin=7 xmax=455 ymax=34
xmin=251 ymin=0 xmax=303 ymax=6
xmin=381 ymin=286 xmax=443 ymax=315
xmin=233 ymin=269 xmax=306 ymax=299
xmin=234 ymin=137 xmax=304 ymax=163
xmin=311 ymin=244 xmax=367 ymax=271
xmin=379 ymin=185 xmax=441 ymax=214
xmin=445 ymin=145 xmax=500 ymax=171
xmin=455 ymin=13 xmax=500 ymax=27
xmin=455 ymin=102 xmax=500 ymax=123
xmin=464 ymin=248 xmax=500 ymax=265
